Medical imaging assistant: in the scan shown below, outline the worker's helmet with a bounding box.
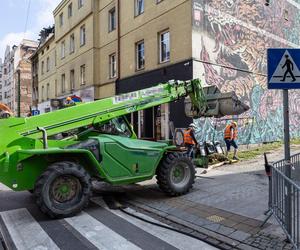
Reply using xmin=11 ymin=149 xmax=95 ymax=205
xmin=231 ymin=121 xmax=237 ymax=127
xmin=189 ymin=123 xmax=197 ymax=129
xmin=66 ymin=97 xmax=72 ymax=101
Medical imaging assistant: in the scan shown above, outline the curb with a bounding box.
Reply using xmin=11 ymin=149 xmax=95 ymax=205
xmin=124 ymin=199 xmax=259 ymax=250
xmin=198 ymin=159 xmax=240 ymax=174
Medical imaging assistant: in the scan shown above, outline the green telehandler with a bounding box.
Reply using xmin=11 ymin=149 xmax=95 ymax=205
xmin=0 ymin=79 xmax=249 ymax=218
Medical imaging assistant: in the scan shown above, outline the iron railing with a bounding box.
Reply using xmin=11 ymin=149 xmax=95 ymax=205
xmin=265 ymin=154 xmax=300 ymax=249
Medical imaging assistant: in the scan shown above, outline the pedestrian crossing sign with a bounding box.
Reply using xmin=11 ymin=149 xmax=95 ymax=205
xmin=267 ymin=48 xmax=300 ymax=89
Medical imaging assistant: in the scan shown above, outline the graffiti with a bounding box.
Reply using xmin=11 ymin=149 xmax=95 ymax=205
xmin=192 ymin=0 xmax=300 ymax=144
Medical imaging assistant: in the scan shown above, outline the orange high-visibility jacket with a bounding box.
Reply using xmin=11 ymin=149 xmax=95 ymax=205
xmin=184 ymin=129 xmax=195 ymax=145
xmin=224 ymin=125 xmax=238 ymax=140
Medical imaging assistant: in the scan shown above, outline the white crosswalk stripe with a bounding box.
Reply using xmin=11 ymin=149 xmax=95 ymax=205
xmin=0 ymin=198 xmax=217 ymax=250
xmin=0 ymin=208 xmax=59 ymax=250
xmin=64 ymin=211 xmax=142 ymax=250
xmin=92 ymin=198 xmax=217 ymax=250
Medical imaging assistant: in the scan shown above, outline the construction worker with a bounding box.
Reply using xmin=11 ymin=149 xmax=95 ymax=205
xmin=184 ymin=123 xmax=198 ymax=158
xmin=224 ymin=121 xmax=239 ymax=160
xmin=65 ymin=96 xmax=75 ymax=107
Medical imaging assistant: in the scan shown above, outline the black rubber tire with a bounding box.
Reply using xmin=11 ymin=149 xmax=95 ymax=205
xmin=34 ymin=161 xmax=92 ymax=218
xmin=156 ymin=152 xmax=196 ymax=196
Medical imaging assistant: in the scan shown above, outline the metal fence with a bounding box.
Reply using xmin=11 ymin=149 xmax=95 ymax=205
xmin=267 ymin=154 xmax=300 ymax=249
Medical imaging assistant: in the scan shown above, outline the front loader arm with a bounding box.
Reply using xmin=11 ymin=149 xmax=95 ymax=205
xmin=0 ymin=79 xmax=249 ymax=153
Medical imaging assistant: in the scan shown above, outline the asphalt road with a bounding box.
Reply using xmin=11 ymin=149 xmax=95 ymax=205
xmin=0 ymin=191 xmax=216 ymax=250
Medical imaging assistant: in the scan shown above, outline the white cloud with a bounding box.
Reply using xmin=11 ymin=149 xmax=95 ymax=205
xmin=0 ymin=31 xmax=36 ymax=60
xmin=0 ymin=0 xmax=61 ymax=59
xmin=36 ymin=0 xmax=61 ymax=30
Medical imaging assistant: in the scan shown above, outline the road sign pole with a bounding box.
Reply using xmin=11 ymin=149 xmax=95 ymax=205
xmin=283 ymin=89 xmax=292 ymax=237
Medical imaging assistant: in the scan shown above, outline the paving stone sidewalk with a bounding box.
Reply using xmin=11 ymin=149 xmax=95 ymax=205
xmin=115 ymin=145 xmax=300 ymax=250
xmin=122 ymin=188 xmax=293 ymax=250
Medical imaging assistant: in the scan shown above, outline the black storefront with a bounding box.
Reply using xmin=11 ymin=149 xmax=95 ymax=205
xmin=116 ymin=59 xmax=193 ymax=140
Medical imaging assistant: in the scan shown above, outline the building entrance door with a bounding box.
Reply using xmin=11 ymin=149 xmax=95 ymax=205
xmin=129 ymin=104 xmax=169 ymax=141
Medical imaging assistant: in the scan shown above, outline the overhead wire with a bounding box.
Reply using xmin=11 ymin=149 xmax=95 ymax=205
xmin=23 ymin=0 xmax=32 ymax=39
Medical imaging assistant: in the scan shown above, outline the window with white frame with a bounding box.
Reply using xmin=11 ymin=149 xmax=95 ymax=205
xmin=136 ymin=40 xmax=145 ymax=70
xmin=135 ymin=0 xmax=144 ymax=16
xmin=109 ymin=7 xmax=116 ymax=32
xmin=78 ymin=0 xmax=83 ymax=9
xmin=70 ymin=34 xmax=75 ymax=54
xmin=159 ymin=30 xmax=170 ymax=63
xmin=46 ymin=57 xmax=50 ymax=72
xmin=80 ymin=25 xmax=86 ymax=46
xmin=70 ymin=69 xmax=75 ymax=90
xmin=109 ymin=53 xmax=116 ymax=78
xmin=59 ymin=13 xmax=64 ymax=26
xmin=68 ymin=3 xmax=73 ymax=17
xmin=80 ymin=65 xmax=86 ymax=85
xmin=61 ymin=41 xmax=65 ymax=58
xmin=61 ymin=74 xmax=66 ymax=93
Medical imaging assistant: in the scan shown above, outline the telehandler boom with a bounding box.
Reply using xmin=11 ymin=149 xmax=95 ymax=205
xmin=0 ymin=79 xmax=248 ymax=217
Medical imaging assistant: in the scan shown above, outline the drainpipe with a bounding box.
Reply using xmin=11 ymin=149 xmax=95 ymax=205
xmin=116 ymin=0 xmax=121 ymax=91
xmin=17 ymin=69 xmax=21 ymax=117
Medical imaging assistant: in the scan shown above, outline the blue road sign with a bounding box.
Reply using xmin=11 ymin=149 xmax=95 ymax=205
xmin=32 ymin=110 xmax=40 ymax=116
xmin=268 ymin=48 xmax=300 ymax=89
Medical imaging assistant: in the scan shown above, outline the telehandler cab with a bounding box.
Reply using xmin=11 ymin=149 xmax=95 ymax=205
xmin=0 ymin=79 xmax=249 ymax=218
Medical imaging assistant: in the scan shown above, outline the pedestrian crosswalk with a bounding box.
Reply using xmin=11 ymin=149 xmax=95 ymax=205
xmin=0 ymin=208 xmax=59 ymax=250
xmin=65 ymin=211 xmax=141 ymax=250
xmin=93 ymin=198 xmax=213 ymax=250
xmin=0 ymin=197 xmax=217 ymax=250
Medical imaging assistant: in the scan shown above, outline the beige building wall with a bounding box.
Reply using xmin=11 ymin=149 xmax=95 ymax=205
xmin=38 ymin=35 xmax=57 ymax=104
xmin=55 ymin=16 xmax=95 ymax=93
xmin=96 ymin=0 xmax=192 ymax=98
xmin=53 ymin=0 xmax=99 ymax=102
xmin=119 ymin=0 xmax=192 ymax=79
xmin=54 ymin=0 xmax=93 ymax=42
xmin=97 ymin=0 xmax=117 ymax=98
xmin=35 ymin=0 xmax=193 ymax=111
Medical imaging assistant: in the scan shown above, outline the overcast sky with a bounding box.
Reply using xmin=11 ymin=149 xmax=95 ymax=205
xmin=0 ymin=0 xmax=61 ymax=61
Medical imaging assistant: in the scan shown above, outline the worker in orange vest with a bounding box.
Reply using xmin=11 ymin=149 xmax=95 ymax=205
xmin=65 ymin=97 xmax=75 ymax=107
xmin=224 ymin=121 xmax=239 ymax=160
xmin=184 ymin=123 xmax=198 ymax=158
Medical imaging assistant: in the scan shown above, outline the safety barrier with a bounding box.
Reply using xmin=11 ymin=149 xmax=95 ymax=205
xmin=265 ymin=154 xmax=300 ymax=249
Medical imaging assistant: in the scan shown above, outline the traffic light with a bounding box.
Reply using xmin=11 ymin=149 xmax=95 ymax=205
xmin=265 ymin=0 xmax=270 ymax=6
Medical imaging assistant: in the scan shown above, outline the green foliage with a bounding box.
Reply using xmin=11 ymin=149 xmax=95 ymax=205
xmin=228 ymin=139 xmax=300 ymax=161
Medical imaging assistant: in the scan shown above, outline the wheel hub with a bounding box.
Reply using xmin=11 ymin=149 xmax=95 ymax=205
xmin=51 ymin=175 xmax=80 ymax=203
xmin=171 ymin=164 xmax=188 ymax=184
xmin=174 ymin=168 xmax=183 ymax=178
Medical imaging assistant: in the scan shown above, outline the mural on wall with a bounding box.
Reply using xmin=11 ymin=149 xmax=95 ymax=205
xmin=192 ymin=0 xmax=300 ymax=144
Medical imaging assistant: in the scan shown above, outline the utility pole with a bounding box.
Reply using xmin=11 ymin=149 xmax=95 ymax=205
xmin=17 ymin=69 xmax=21 ymax=117
xmin=267 ymin=48 xmax=294 ymax=241
xmin=283 ymin=89 xmax=292 ymax=238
